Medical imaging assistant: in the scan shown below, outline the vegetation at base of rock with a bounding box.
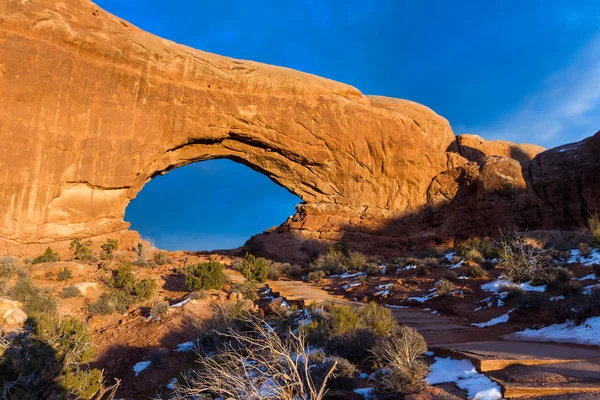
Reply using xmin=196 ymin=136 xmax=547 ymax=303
xmin=0 ymin=256 xmax=18 ymax=278
xmin=498 ymin=232 xmax=541 ymax=282
xmin=70 ymin=238 xmax=96 ymax=261
xmin=0 ymin=312 xmax=113 ymax=399
xmin=57 ymin=266 xmax=73 ymax=281
xmin=436 ymin=278 xmax=455 ymax=296
xmin=185 ymin=260 xmax=226 ymax=291
xmin=238 ymin=253 xmax=269 ymax=283
xmin=456 ymin=237 xmax=499 ymax=260
xmin=149 ymin=301 xmax=169 ymax=319
xmin=468 ymin=264 xmax=487 ymax=278
xmin=100 ymin=238 xmax=119 ymax=260
xmin=465 ymin=249 xmax=484 ymax=263
xmin=237 ymin=281 xmax=258 ymax=301
xmin=307 ymin=270 xmax=325 ymax=283
xmin=60 ymin=285 xmax=82 ymax=298
xmin=9 ymin=277 xmax=57 ymax=314
xmin=32 ymin=247 xmax=60 ymax=264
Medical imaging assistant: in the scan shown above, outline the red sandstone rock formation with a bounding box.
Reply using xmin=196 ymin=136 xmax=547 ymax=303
xmin=0 ymin=0 xmax=596 ymax=261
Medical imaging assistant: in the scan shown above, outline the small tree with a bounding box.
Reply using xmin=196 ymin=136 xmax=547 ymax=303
xmin=100 ymin=239 xmax=119 ymax=260
xmin=241 ymin=253 xmax=269 ymax=283
xmin=186 ymin=261 xmax=226 ymax=290
xmin=57 ymin=266 xmax=72 ymax=281
xmin=69 ymin=238 xmax=95 ymax=261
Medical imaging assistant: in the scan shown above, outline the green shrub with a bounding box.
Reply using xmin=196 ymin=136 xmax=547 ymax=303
xmin=465 ymin=249 xmax=484 ymax=264
xmin=284 ymin=264 xmax=302 ymax=279
xmin=468 ymin=264 xmax=487 ymax=278
xmin=422 ymin=257 xmax=440 ymax=268
xmin=499 ymin=232 xmax=539 ymax=283
xmin=150 ymin=301 xmax=169 ymax=319
xmin=33 ymin=313 xmax=95 ymax=363
xmin=516 ymin=292 xmax=551 ymax=312
xmin=266 ymin=261 xmax=283 ymax=280
xmin=500 ymin=285 xmax=526 ymax=301
xmin=363 ymin=262 xmax=381 ymax=276
xmin=578 ymin=242 xmax=592 ymax=258
xmin=132 ymin=278 xmax=157 ymax=300
xmin=373 ymin=325 xmax=428 ymax=395
xmin=532 ymin=266 xmax=572 ymax=288
xmin=325 ymin=328 xmax=380 ymax=364
xmin=32 ymin=247 xmax=60 ymax=264
xmin=589 ymin=211 xmax=600 ymax=247
xmin=436 ymin=279 xmax=455 ymax=296
xmin=359 ymin=301 xmax=397 ymax=335
xmin=89 ymin=290 xmax=133 ymax=315
xmin=61 ymin=367 xmax=104 ymax=400
xmin=153 ymin=251 xmax=171 ymax=265
xmin=307 ymin=270 xmax=325 ymax=283
xmin=57 ymin=266 xmax=72 ymax=281
xmin=60 ymin=286 xmax=81 ymax=299
xmin=240 ymin=253 xmax=268 ymax=283
xmin=100 ymin=238 xmax=119 ymax=260
xmin=186 ymin=260 xmax=226 ymax=290
xmin=110 ymin=263 xmax=136 ymax=291
xmin=311 ymin=356 xmax=357 ymax=390
xmin=347 ymin=251 xmax=367 ymax=270
xmin=69 ymin=238 xmax=96 ymax=261
xmin=457 ymin=237 xmax=499 ymax=260
xmin=10 ymin=277 xmax=57 ymax=314
xmin=0 ymin=256 xmax=18 ymax=278
xmin=415 ymin=265 xmax=430 ymax=276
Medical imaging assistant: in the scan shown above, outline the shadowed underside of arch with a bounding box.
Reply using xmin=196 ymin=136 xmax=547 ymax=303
xmin=1 ymin=0 xmax=598 ymax=261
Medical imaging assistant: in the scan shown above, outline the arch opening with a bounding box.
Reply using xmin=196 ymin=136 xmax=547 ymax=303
xmin=124 ymin=159 xmax=302 ymax=251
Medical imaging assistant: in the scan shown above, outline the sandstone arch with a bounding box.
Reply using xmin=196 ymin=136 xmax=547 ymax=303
xmin=1 ymin=0 xmax=596 ymax=260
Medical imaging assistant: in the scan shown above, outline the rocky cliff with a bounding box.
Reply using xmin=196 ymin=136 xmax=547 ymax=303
xmin=0 ymin=0 xmax=597 ymax=260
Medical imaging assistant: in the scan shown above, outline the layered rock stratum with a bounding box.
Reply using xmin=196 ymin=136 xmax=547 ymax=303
xmin=0 ymin=0 xmax=597 ymax=261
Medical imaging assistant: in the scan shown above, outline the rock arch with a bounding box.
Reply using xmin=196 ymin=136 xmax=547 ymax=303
xmin=1 ymin=0 xmax=596 ymax=261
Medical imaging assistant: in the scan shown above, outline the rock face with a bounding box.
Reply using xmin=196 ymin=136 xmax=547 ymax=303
xmin=0 ymin=0 xmax=597 ymax=261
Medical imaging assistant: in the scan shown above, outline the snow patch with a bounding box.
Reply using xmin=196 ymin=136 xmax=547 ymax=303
xmin=354 ymin=387 xmax=374 ymax=399
xmin=175 ymin=341 xmax=195 ymax=353
xmin=170 ymin=298 xmax=191 ymax=308
xmin=133 ymin=361 xmax=151 ymax=376
xmin=513 ymin=316 xmax=600 ymax=346
xmin=482 ymin=278 xmax=546 ymax=293
xmin=472 ymin=309 xmax=514 ymax=328
xmin=568 ymin=249 xmax=600 ymax=266
xmin=427 ymin=357 xmax=502 ymax=400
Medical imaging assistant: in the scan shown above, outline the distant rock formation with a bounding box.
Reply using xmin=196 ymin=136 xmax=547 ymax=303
xmin=0 ymin=0 xmax=597 ymax=261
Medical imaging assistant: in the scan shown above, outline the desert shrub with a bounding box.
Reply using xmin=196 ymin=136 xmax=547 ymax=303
xmin=190 ymin=289 xmax=208 ymax=300
xmin=444 ymin=270 xmax=460 ymax=283
xmin=589 ymin=211 xmax=600 ymax=247
xmin=550 ymin=289 xmax=600 ymax=325
xmin=57 ymin=266 xmax=73 ymax=281
xmin=310 ymin=250 xmax=347 ymax=275
xmin=186 ymin=260 xmax=226 ymax=290
xmin=266 ymin=261 xmax=283 ymax=281
xmin=10 ymin=277 xmax=57 ymax=314
xmin=284 ymin=264 xmax=302 ymax=279
xmin=457 ymin=237 xmax=499 ymax=260
xmin=555 ymin=280 xmax=582 ymax=296
xmin=0 ymin=256 xmax=18 ymax=278
xmin=132 ymin=278 xmax=157 ymax=300
xmin=240 ymin=253 xmax=269 ymax=283
xmin=578 ymin=242 xmax=592 ymax=258
xmin=70 ymin=238 xmax=96 ymax=261
xmin=415 ymin=265 xmax=430 ymax=276
xmin=516 ymin=292 xmax=551 ymax=312
xmin=61 ymin=367 xmax=105 ymax=400
xmin=482 ymin=260 xmax=496 ymax=270
xmin=532 ymin=266 xmax=572 ymax=288
xmin=422 ymin=257 xmax=440 ymax=268
xmin=60 ymin=286 xmax=82 ymax=299
xmin=154 ymin=251 xmax=171 ymax=266
xmin=465 ymin=249 xmax=484 ymax=264
xmin=436 ymin=279 xmax=455 ymax=296
xmin=89 ymin=290 xmax=133 ymax=315
xmin=500 ymin=285 xmax=526 ymax=301
xmin=347 ymin=251 xmax=367 ymax=270
xmin=33 ymin=313 xmax=95 ymax=363
xmin=110 ymin=263 xmax=136 ymax=291
xmin=373 ymin=325 xmax=428 ymax=395
xmin=359 ymin=301 xmax=397 ymax=335
xmin=32 ymin=247 xmax=60 ymax=264
xmin=238 ymin=281 xmax=258 ymax=301
xmin=363 ymin=262 xmax=381 ymax=276
xmin=100 ymin=238 xmax=119 ymax=260
xmin=311 ymin=356 xmax=356 ymax=390
xmin=45 ymin=271 xmax=55 ymax=280
xmin=468 ymin=264 xmax=486 ymax=278
xmin=499 ymin=232 xmax=541 ymax=282
xmin=150 ymin=301 xmax=169 ymax=319
xmin=307 ymin=270 xmax=325 ymax=283
xmin=325 ymin=328 xmax=380 ymax=364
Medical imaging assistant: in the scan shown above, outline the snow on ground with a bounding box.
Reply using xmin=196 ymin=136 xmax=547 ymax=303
xmin=444 ymin=252 xmax=456 ymax=262
xmin=513 ymin=316 xmax=600 ymax=347
xmin=170 ymin=298 xmax=191 ymax=308
xmin=427 ymin=357 xmax=502 ymax=400
xmin=342 ymin=282 xmax=362 ymax=290
xmin=472 ymin=309 xmax=514 ymax=328
xmin=576 ymin=274 xmax=597 ymax=281
xmin=133 ymin=361 xmax=152 ymax=376
xmin=407 ymin=293 xmax=435 ymax=303
xmin=354 ymin=387 xmax=374 ymax=399
xmin=175 ymin=341 xmax=195 ymax=353
xmin=568 ymin=249 xmax=600 ymax=266
xmin=482 ymin=278 xmax=546 ymax=294
xmin=384 ymin=304 xmax=409 ymax=309
xmin=340 ymin=271 xmax=366 ymax=279
xmin=450 ymin=260 xmax=465 ymax=269
xmin=583 ymin=284 xmax=600 ymax=295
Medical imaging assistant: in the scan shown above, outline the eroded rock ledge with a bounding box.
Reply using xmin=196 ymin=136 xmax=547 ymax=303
xmin=0 ymin=0 xmax=597 ymax=261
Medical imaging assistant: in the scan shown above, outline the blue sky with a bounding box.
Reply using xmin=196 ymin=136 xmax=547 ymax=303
xmin=100 ymin=0 xmax=600 ymax=250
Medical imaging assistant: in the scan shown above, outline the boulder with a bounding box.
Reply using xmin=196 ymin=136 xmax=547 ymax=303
xmin=71 ymin=282 xmax=99 ymax=296
xmin=0 ymin=298 xmax=27 ymax=331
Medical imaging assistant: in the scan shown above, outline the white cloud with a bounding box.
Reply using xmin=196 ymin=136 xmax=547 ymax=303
xmin=463 ymin=34 xmax=600 ymax=148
